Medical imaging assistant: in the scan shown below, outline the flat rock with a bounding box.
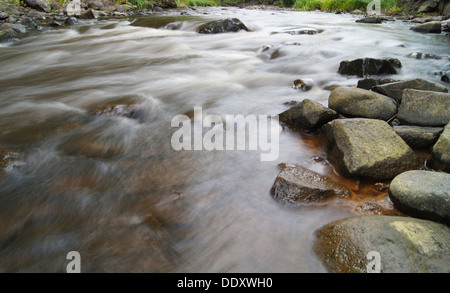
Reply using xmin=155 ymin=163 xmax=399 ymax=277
xmin=328 ymin=87 xmax=398 ymax=121
xmin=356 ymin=78 xmax=397 ymax=90
xmin=372 ymin=78 xmax=448 ymax=103
xmin=393 ymin=125 xmax=443 ymax=149
xmin=412 ymin=21 xmax=442 ymax=33
xmin=397 ymin=89 xmax=450 ymax=127
xmin=271 ymin=164 xmax=350 ymax=206
xmin=338 ymin=58 xmax=401 ymax=77
xmin=22 ymin=0 xmax=51 ymax=13
xmin=389 ymin=170 xmax=450 ymax=224
xmin=355 ymin=16 xmax=383 ymax=24
xmin=323 ymin=118 xmax=420 ymax=180
xmin=314 ymin=215 xmax=450 ymax=273
xmin=279 ymin=99 xmax=339 ymax=132
xmin=431 ymin=122 xmax=450 ymax=172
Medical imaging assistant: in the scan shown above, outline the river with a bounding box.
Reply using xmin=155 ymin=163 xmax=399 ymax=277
xmin=0 ymin=6 xmax=448 ymax=273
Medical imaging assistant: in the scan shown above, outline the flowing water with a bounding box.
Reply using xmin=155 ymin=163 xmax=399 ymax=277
xmin=0 ymin=7 xmax=448 ymax=273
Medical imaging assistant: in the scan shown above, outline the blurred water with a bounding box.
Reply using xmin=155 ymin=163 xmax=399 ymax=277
xmin=0 ymin=7 xmax=448 ymax=272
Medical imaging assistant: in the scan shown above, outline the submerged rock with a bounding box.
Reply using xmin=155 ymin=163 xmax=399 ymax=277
xmin=355 ymin=16 xmax=383 ymax=24
xmin=271 ymin=164 xmax=350 ymax=206
xmin=279 ymin=99 xmax=339 ymax=132
xmin=0 ymin=150 xmax=23 ymax=171
xmin=91 ymin=103 xmax=141 ymax=119
xmin=393 ymin=125 xmax=443 ymax=149
xmin=389 ymin=170 xmax=450 ymax=225
xmin=372 ymin=78 xmax=448 ymax=103
xmin=338 ymin=58 xmax=401 ymax=77
xmin=314 ymin=215 xmax=450 ymax=273
xmin=197 ymin=18 xmax=248 ymax=34
xmin=431 ymin=122 xmax=450 ymax=172
xmin=397 ymin=89 xmax=450 ymax=127
xmin=323 ymin=118 xmax=420 ymax=180
xmin=406 ymin=52 xmax=444 ymax=60
xmin=328 ymin=87 xmax=397 ymax=121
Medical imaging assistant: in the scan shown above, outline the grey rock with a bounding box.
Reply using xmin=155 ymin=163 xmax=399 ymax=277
xmin=80 ymin=9 xmax=99 ymax=20
xmin=431 ymin=122 xmax=450 ymax=172
xmin=0 ymin=23 xmax=27 ymax=34
xmin=356 ymin=16 xmax=383 ymax=24
xmin=406 ymin=52 xmax=443 ymax=60
xmin=271 ymin=164 xmax=350 ymax=206
xmin=197 ymin=18 xmax=248 ymax=34
xmin=65 ymin=17 xmax=78 ymax=25
xmin=418 ymin=0 xmax=441 ymax=13
xmin=0 ymin=12 xmax=9 ymax=20
xmin=412 ymin=21 xmax=442 ymax=33
xmin=0 ymin=28 xmax=18 ymax=43
xmin=338 ymin=58 xmax=402 ymax=77
xmin=397 ymin=89 xmax=450 ymax=127
xmin=393 ymin=125 xmax=443 ymax=149
xmin=328 ymin=87 xmax=398 ymax=121
xmin=22 ymin=0 xmax=51 ymax=13
xmin=279 ymin=99 xmax=339 ymax=132
xmin=356 ymin=78 xmax=397 ymax=90
xmin=323 ymin=118 xmax=420 ymax=180
xmin=372 ymin=78 xmax=448 ymax=103
xmin=389 ymin=170 xmax=450 ymax=224
xmin=314 ymin=215 xmax=450 ymax=273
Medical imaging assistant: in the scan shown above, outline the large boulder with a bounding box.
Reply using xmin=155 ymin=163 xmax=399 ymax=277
xmin=393 ymin=125 xmax=443 ymax=149
xmin=271 ymin=164 xmax=350 ymax=206
xmin=338 ymin=58 xmax=401 ymax=77
xmin=279 ymin=99 xmax=339 ymax=132
xmin=197 ymin=18 xmax=249 ymax=34
xmin=314 ymin=215 xmax=450 ymax=273
xmin=323 ymin=118 xmax=420 ymax=180
xmin=372 ymin=78 xmax=448 ymax=103
xmin=22 ymin=0 xmax=51 ymax=12
xmin=328 ymin=87 xmax=398 ymax=121
xmin=397 ymin=89 xmax=450 ymax=127
xmin=431 ymin=122 xmax=450 ymax=172
xmin=389 ymin=170 xmax=450 ymax=225
xmin=411 ymin=21 xmax=442 ymax=34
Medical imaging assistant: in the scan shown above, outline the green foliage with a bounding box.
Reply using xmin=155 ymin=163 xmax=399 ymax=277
xmin=127 ymin=0 xmax=152 ymax=9
xmin=292 ymin=0 xmax=402 ymax=13
xmin=176 ymin=0 xmax=220 ymax=6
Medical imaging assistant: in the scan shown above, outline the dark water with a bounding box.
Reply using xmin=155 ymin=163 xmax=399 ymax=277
xmin=0 ymin=7 xmax=448 ymax=272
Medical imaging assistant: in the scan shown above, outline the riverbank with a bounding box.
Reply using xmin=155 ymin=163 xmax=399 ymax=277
xmin=2 ymin=0 xmax=450 ymax=44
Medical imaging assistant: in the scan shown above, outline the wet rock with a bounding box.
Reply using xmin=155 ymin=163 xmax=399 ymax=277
xmin=338 ymin=58 xmax=401 ymax=77
xmin=279 ymin=99 xmax=339 ymax=132
xmin=328 ymin=87 xmax=398 ymax=121
xmin=412 ymin=21 xmax=442 ymax=34
xmin=323 ymin=118 xmax=420 ymax=180
xmin=91 ymin=103 xmax=140 ymax=119
xmin=397 ymin=89 xmax=450 ymax=127
xmin=441 ymin=71 xmax=449 ymax=83
xmin=48 ymin=20 xmax=62 ymax=27
xmin=356 ymin=78 xmax=397 ymax=90
xmin=354 ymin=199 xmax=401 ymax=216
xmin=0 ymin=150 xmax=22 ymax=171
xmin=406 ymin=52 xmax=443 ymax=60
xmin=0 ymin=12 xmax=9 ymax=21
xmin=394 ymin=125 xmax=443 ymax=149
xmin=372 ymin=78 xmax=448 ymax=103
xmin=0 ymin=23 xmax=27 ymax=34
xmin=22 ymin=0 xmax=51 ymax=13
xmin=284 ymin=28 xmax=323 ymax=35
xmin=80 ymin=9 xmax=99 ymax=20
xmin=271 ymin=164 xmax=350 ymax=206
xmin=314 ymin=215 xmax=450 ymax=273
xmin=355 ymin=16 xmax=383 ymax=24
xmin=431 ymin=122 xmax=450 ymax=172
xmin=389 ymin=170 xmax=450 ymax=225
xmin=197 ymin=18 xmax=248 ymax=34
xmin=65 ymin=17 xmax=78 ymax=25
xmin=292 ymin=78 xmax=313 ymax=91
xmin=0 ymin=28 xmax=18 ymax=43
